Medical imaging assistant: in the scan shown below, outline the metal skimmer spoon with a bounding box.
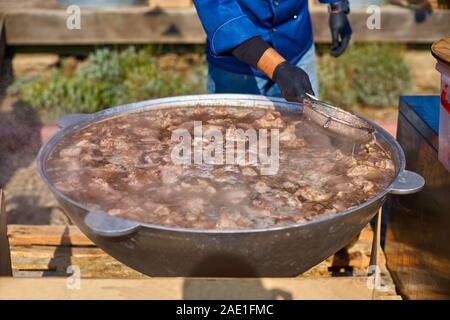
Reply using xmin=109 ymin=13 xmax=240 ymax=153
xmin=302 ymin=93 xmax=376 ymax=144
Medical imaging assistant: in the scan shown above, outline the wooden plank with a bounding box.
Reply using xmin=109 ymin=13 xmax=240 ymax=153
xmin=10 ymin=245 xmax=145 ymax=278
xmin=311 ymin=5 xmax=450 ymax=43
xmin=0 ymin=277 xmax=400 ymax=300
xmin=0 ymin=190 xmax=12 ymax=276
xmin=0 ymin=0 xmax=60 ymax=9
xmin=148 ymin=0 xmax=193 ymax=8
xmin=7 ymin=223 xmax=372 ymax=246
xmin=7 ymin=224 xmax=390 ymax=279
xmin=5 ymin=223 xmax=399 ymax=298
xmin=4 ymin=7 xmax=206 ymax=45
xmin=8 ymin=242 xmax=379 ymax=278
xmin=8 ymin=225 xmax=93 ymax=246
xmin=6 ymin=224 xmax=384 ymax=273
xmin=3 ymin=6 xmax=450 ymax=45
xmin=8 ymin=241 xmax=377 ymax=279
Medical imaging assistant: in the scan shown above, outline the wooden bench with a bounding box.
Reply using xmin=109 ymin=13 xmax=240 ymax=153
xmin=0 ymin=5 xmax=449 ymax=45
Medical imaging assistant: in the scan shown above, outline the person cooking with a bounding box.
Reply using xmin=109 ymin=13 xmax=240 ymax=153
xmin=193 ymin=0 xmax=351 ymax=102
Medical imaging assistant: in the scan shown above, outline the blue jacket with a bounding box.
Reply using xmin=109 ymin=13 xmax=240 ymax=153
xmin=193 ymin=0 xmax=333 ymax=77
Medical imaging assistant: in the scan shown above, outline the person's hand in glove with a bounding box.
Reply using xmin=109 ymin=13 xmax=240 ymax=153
xmin=272 ymin=62 xmax=314 ymax=101
xmin=329 ymin=1 xmax=352 ymax=57
xmin=231 ymin=37 xmax=314 ymax=102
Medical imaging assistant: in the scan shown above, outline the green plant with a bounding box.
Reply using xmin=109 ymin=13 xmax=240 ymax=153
xmin=318 ymin=44 xmax=412 ymax=111
xmin=9 ymin=44 xmax=412 ymax=123
xmin=8 ymin=46 xmax=206 ymax=123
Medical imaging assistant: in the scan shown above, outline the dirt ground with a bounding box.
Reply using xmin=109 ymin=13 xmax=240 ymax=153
xmin=0 ymin=49 xmax=441 ymax=225
xmin=0 ymin=94 xmax=68 ymax=224
xmin=404 ymin=50 xmax=441 ymax=95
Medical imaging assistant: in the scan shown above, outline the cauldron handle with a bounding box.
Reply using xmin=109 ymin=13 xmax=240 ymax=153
xmin=84 ymin=211 xmax=141 ymax=238
xmin=57 ymin=113 xmax=93 ymax=128
xmin=389 ymin=170 xmax=425 ymax=195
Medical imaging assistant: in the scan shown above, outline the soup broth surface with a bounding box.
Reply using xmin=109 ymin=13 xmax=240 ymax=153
xmin=46 ymin=106 xmax=395 ymax=229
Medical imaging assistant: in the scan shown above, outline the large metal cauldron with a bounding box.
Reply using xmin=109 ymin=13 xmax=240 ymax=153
xmin=37 ymin=94 xmax=425 ymax=277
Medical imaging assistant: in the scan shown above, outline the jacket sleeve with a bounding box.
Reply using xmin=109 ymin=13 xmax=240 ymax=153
xmin=319 ymin=0 xmax=341 ymax=3
xmin=193 ymin=0 xmax=261 ymax=56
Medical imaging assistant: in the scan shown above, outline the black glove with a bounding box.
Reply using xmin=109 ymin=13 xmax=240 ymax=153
xmin=272 ymin=61 xmax=314 ymax=102
xmin=329 ymin=12 xmax=352 ymax=57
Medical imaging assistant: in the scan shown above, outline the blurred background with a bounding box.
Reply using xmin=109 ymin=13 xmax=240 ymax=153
xmin=0 ymin=0 xmax=448 ymax=225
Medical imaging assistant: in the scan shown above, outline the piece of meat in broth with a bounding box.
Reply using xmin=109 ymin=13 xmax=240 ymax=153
xmin=253 ymin=111 xmax=285 ymax=129
xmin=295 ymin=186 xmax=333 ymax=202
xmin=160 ymin=165 xmax=183 ymax=185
